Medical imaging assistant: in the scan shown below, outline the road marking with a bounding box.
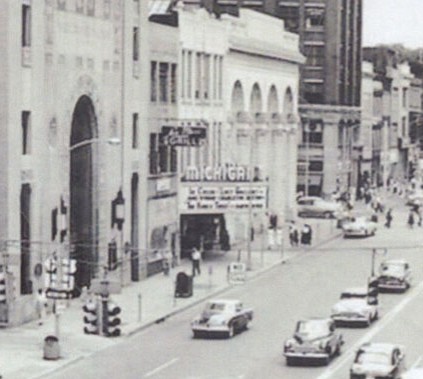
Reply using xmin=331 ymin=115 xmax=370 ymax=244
xmin=316 ymin=279 xmax=423 ymax=379
xmin=144 ymin=357 xmax=179 ymax=378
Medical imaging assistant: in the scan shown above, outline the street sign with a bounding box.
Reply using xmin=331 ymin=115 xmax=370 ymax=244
xmin=90 ymin=279 xmax=122 ymax=296
xmin=45 ymin=288 xmax=72 ymax=300
xmin=227 ymin=262 xmax=247 ymax=285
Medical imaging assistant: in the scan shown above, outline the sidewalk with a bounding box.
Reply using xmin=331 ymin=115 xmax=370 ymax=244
xmin=0 ymin=220 xmax=341 ymax=379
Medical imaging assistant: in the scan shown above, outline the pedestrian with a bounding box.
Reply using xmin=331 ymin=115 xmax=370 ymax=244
xmin=301 ymin=224 xmax=312 ymax=245
xmin=191 ymin=247 xmax=201 ymax=277
xmin=36 ymin=288 xmax=48 ymax=326
xmin=385 ymin=208 xmax=393 ymax=228
xmin=289 ymin=222 xmax=298 ymax=247
xmin=407 ymin=210 xmax=415 ymax=228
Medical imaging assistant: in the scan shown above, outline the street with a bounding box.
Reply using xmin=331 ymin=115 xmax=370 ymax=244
xmin=44 ymin=202 xmax=423 ymax=379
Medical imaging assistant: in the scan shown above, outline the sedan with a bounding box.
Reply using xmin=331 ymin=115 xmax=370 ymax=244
xmin=284 ymin=318 xmax=343 ymax=366
xmin=377 ymin=259 xmax=412 ymax=293
xmin=191 ymin=299 xmax=253 ymax=339
xmin=297 ymin=196 xmax=345 ymax=219
xmin=342 ymin=216 xmax=377 ymax=238
xmin=350 ymin=342 xmax=405 ymax=379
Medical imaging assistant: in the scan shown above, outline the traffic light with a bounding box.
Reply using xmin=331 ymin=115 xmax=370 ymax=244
xmin=61 ymin=258 xmax=77 ymax=292
xmin=102 ymin=299 xmax=121 ymax=337
xmin=44 ymin=255 xmax=58 ymax=289
xmin=82 ymin=299 xmax=99 ymax=335
xmin=0 ymin=272 xmax=6 ymax=303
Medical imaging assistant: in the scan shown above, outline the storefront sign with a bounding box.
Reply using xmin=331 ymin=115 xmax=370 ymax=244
xmin=161 ymin=126 xmax=206 ymax=147
xmin=180 ymin=183 xmax=268 ymax=213
xmin=182 ymin=165 xmax=261 ymax=182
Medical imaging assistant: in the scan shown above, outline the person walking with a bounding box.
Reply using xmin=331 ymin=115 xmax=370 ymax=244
xmin=191 ymin=247 xmax=201 ymax=277
xmin=289 ymin=222 xmax=299 ymax=247
xmin=36 ymin=288 xmax=48 ymax=326
xmin=407 ymin=210 xmax=415 ymax=229
xmin=385 ymin=209 xmax=393 ymax=228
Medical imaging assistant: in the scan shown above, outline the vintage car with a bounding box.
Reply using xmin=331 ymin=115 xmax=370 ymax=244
xmin=331 ymin=287 xmax=379 ymax=327
xmin=342 ymin=216 xmax=377 ymax=238
xmin=297 ymin=196 xmax=345 ymax=219
xmin=405 ymin=190 xmax=423 ymax=207
xmin=350 ymin=342 xmax=406 ymax=379
xmin=191 ymin=299 xmax=253 ymax=338
xmin=283 ymin=318 xmax=343 ymax=366
xmin=377 ymin=259 xmax=412 ymax=292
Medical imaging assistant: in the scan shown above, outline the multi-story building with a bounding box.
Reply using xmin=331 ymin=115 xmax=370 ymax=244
xmin=181 ymin=0 xmax=363 ymax=198
xmin=149 ymin=3 xmax=303 ymax=259
xmin=0 ymin=0 xmax=149 ymax=325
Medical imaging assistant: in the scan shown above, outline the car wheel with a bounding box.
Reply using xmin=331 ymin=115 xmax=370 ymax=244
xmin=364 ymin=315 xmax=371 ymax=327
xmin=335 ymin=342 xmax=341 ymax=356
xmin=193 ymin=331 xmax=200 ymax=339
xmin=286 ymin=357 xmax=294 ymax=366
xmin=323 ymin=355 xmax=330 ymax=365
xmin=372 ymin=310 xmax=379 ymax=321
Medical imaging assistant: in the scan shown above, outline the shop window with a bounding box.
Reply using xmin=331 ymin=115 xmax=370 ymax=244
xmin=132 ymin=113 xmax=139 ymax=149
xmin=171 ymin=63 xmax=177 ymax=104
xmin=22 ymin=111 xmax=31 ymax=155
xmin=159 ymin=62 xmax=169 ymax=103
xmin=150 ymin=61 xmax=157 ymax=102
xmin=22 ymin=2 xmax=31 ymax=47
xmin=133 ymin=27 xmax=139 ymax=62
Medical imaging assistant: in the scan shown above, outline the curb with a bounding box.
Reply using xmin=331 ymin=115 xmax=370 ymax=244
xmin=29 ymin=355 xmax=85 ymax=379
xmin=126 ymin=231 xmax=342 ymax=337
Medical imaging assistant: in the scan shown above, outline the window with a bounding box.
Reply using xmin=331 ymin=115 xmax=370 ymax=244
xmin=132 ymin=113 xmax=139 ymax=149
xmin=150 ymin=61 xmax=157 ymax=102
xmin=87 ymin=0 xmax=95 ymax=16
xmin=58 ymin=0 xmax=66 ymax=10
xmin=218 ymin=56 xmax=223 ymax=100
xmin=402 ymin=116 xmax=407 ymax=137
xmin=304 ymin=46 xmax=324 ymax=67
xmin=159 ymin=63 xmax=169 ymax=102
xmin=402 ymin=88 xmax=408 ymax=108
xmin=213 ymin=55 xmax=218 ymax=100
xmin=171 ymin=63 xmax=177 ymax=103
xmin=22 ymin=111 xmax=31 ymax=155
xmin=305 ymin=9 xmax=324 ymax=29
xmin=133 ymin=27 xmax=139 ymax=61
xmin=187 ymin=51 xmax=192 ymax=99
xmin=309 ymin=160 xmax=323 ymax=172
xmin=181 ymin=51 xmax=185 ymax=99
xmin=149 ymin=133 xmax=177 ymax=175
xmin=76 ymin=0 xmax=84 ymax=13
xmin=22 ymin=2 xmax=31 ymax=47
xmin=195 ymin=53 xmax=202 ymax=100
xmin=203 ymin=54 xmax=210 ymax=100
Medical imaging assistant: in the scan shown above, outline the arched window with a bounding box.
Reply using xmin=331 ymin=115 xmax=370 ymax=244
xmin=231 ymin=80 xmax=244 ymax=114
xmin=283 ymin=87 xmax=294 ymax=122
xmin=250 ymin=83 xmax=262 ymax=114
xmin=267 ymin=85 xmax=279 ymax=114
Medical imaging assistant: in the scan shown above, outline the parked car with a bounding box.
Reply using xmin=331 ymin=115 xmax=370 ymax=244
xmin=377 ymin=259 xmax=412 ymax=292
xmin=191 ymin=299 xmax=253 ymax=339
xmin=350 ymin=342 xmax=406 ymax=379
xmin=331 ymin=287 xmax=379 ymax=327
xmin=283 ymin=318 xmax=343 ymax=366
xmin=342 ymin=216 xmax=377 ymax=238
xmin=297 ymin=196 xmax=345 ymax=219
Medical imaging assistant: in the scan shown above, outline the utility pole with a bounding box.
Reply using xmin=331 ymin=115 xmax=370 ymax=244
xmin=246 ymin=125 xmax=254 ymax=271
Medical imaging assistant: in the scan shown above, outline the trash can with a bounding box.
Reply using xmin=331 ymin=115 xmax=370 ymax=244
xmin=43 ymin=335 xmax=60 ymax=360
xmin=174 ymin=272 xmax=193 ymax=298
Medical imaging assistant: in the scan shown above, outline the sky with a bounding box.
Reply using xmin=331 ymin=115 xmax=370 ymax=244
xmin=363 ymin=0 xmax=423 ymax=49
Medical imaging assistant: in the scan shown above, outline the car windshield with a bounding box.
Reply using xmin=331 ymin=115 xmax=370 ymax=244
xmin=296 ymin=320 xmax=329 ymax=338
xmin=341 ymin=292 xmax=366 ymax=299
xmin=206 ymin=302 xmax=226 ymax=312
xmin=356 ymin=351 xmax=391 ymax=366
xmin=381 ymin=263 xmax=405 ymax=276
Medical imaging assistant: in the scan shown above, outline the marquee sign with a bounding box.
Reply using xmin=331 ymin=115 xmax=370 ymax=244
xmin=161 ymin=126 xmax=207 ymax=147
xmin=180 ymin=183 xmax=268 ymax=213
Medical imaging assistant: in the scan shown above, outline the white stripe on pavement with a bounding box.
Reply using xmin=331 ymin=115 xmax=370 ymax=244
xmin=144 ymin=357 xmax=179 ymax=378
xmin=316 ymin=279 xmax=423 ymax=379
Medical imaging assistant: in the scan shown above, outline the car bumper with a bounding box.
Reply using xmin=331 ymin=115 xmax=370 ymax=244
xmin=192 ymin=325 xmax=229 ymax=333
xmin=332 ymin=314 xmax=369 ymax=323
xmin=378 ymin=282 xmax=407 ymax=291
xmin=343 ymin=230 xmax=367 ymax=237
xmin=284 ymin=351 xmax=329 ymax=359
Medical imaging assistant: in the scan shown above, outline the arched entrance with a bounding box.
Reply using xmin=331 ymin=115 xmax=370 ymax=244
xmin=70 ymin=95 xmax=98 ymax=293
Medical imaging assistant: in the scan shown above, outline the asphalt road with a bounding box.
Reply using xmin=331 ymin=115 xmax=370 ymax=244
xmin=47 ymin=204 xmax=423 ymax=379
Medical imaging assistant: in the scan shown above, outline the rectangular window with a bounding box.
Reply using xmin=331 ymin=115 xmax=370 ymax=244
xmin=171 ymin=63 xmax=177 ymax=104
xmin=218 ymin=56 xmax=223 ymax=100
xmin=158 ymin=134 xmax=168 ymax=173
xmin=170 ymin=146 xmax=177 ymax=173
xmin=133 ymin=27 xmax=139 ymax=61
xmin=181 ymin=51 xmax=185 ymax=99
xmin=132 ymin=113 xmax=139 ymax=149
xmin=149 ymin=133 xmax=158 ymax=175
xmin=22 ymin=111 xmax=31 ymax=155
xmin=159 ymin=62 xmax=169 ymax=103
xmin=187 ymin=51 xmax=192 ymax=99
xmin=195 ymin=53 xmax=202 ymax=100
xmin=22 ymin=3 xmax=31 ymax=47
xmin=150 ymin=61 xmax=157 ymax=102
xmin=203 ymin=54 xmax=210 ymax=101
xmin=402 ymin=88 xmax=408 ymax=108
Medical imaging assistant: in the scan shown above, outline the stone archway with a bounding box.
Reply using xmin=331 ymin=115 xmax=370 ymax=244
xmin=70 ymin=95 xmax=98 ymax=292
